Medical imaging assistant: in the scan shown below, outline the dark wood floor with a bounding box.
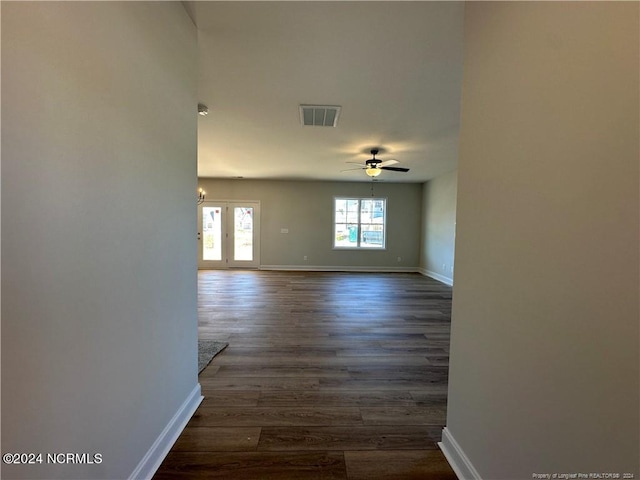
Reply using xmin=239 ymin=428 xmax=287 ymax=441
xmin=154 ymin=270 xmax=456 ymax=480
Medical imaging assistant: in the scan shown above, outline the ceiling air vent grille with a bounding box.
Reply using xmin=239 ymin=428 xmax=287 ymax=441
xmin=299 ymin=105 xmax=341 ymax=127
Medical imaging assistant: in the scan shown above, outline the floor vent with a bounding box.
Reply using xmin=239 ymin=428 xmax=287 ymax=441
xmin=299 ymin=105 xmax=341 ymax=127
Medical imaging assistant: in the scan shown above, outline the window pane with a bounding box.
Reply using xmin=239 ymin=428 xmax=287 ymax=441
xmin=361 ymin=199 xmax=385 ymax=224
xmin=373 ymin=200 xmax=385 ymax=223
xmin=335 ymin=223 xmax=358 ymax=247
xmin=361 ymin=224 xmax=384 ymax=247
xmin=346 ymin=199 xmax=359 ymax=223
xmin=360 ymin=199 xmax=371 ymax=223
xmin=335 ymin=199 xmax=347 ymax=223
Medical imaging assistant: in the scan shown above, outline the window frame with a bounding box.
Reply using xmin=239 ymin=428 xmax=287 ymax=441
xmin=333 ymin=197 xmax=387 ymax=250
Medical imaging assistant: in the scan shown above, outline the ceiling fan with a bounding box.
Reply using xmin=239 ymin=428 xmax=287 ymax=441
xmin=343 ymin=149 xmax=410 ymax=177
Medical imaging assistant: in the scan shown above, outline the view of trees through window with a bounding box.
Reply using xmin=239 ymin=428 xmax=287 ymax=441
xmin=334 ymin=198 xmax=386 ymax=248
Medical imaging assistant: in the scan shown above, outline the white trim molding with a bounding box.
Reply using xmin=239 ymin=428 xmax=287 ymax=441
xmin=438 ymin=427 xmax=482 ymax=480
xmin=260 ymin=265 xmax=419 ymax=273
xmin=129 ymin=383 xmax=203 ymax=480
xmin=419 ymin=268 xmax=453 ymax=286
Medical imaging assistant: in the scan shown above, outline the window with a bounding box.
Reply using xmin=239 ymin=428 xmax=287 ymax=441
xmin=334 ymin=197 xmax=386 ymax=249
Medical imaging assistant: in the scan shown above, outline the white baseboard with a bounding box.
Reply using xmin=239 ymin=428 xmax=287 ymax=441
xmin=129 ymin=383 xmax=203 ymax=480
xmin=438 ymin=427 xmax=482 ymax=480
xmin=260 ymin=265 xmax=419 ymax=273
xmin=418 ymin=268 xmax=453 ymax=286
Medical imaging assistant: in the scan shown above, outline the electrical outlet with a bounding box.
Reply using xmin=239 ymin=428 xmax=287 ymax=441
xmin=397 ymin=257 xmax=402 ymax=262
xmin=303 ymin=255 xmax=308 ymax=261
xmin=442 ymin=263 xmax=446 ymax=271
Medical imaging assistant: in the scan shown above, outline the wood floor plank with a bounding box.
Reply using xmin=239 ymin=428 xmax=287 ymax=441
xmin=347 ymin=365 xmax=449 ymax=381
xmin=409 ymin=390 xmax=448 ymax=406
xmin=212 ymin=354 xmax=431 ymax=367
xmin=171 ymin=427 xmax=261 ymax=452
xmin=199 ymin=391 xmax=260 ymax=407
xmin=219 ymin=346 xmax=339 ymax=357
xmin=199 ymin=376 xmax=321 ymax=391
xmin=318 ymin=377 xmax=446 ymax=390
xmin=344 ymin=450 xmax=457 ymax=480
xmin=424 ymin=355 xmax=450 ymax=366
xmin=257 ymin=390 xmax=417 ymax=407
xmin=155 ymin=451 xmax=348 ymax=479
xmin=214 ymin=365 xmax=351 ymax=378
xmin=188 ymin=406 xmax=364 ymax=427
xmin=223 ymin=338 xmax=385 ymax=348
xmin=257 ymin=426 xmax=442 ymax=451
xmin=360 ymin=406 xmax=447 ymax=425
xmin=335 ymin=347 xmax=443 ymax=357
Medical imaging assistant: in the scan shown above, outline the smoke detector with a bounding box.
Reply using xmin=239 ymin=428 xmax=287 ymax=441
xmin=198 ymin=103 xmax=209 ymax=116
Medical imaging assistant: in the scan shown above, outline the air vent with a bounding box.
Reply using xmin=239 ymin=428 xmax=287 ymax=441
xmin=299 ymin=105 xmax=341 ymax=127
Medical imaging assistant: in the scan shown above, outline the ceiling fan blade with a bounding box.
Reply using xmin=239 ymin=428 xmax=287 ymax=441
xmin=378 ymin=159 xmax=398 ymax=167
xmin=381 ymin=166 xmax=410 ymax=172
xmin=341 ymin=167 xmax=365 ymax=172
xmin=346 ymin=161 xmax=367 ymax=167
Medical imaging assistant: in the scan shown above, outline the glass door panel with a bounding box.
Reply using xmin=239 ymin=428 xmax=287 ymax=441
xmin=233 ymin=207 xmax=254 ymax=261
xmin=202 ymin=206 xmax=222 ymax=261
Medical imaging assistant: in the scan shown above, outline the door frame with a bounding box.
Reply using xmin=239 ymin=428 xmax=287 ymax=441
xmin=198 ymin=200 xmax=261 ymax=270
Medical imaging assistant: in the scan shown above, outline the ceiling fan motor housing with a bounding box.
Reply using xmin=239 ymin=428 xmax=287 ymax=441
xmin=366 ymin=149 xmax=381 ymax=167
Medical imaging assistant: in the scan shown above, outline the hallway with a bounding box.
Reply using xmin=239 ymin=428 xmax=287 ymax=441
xmin=154 ymin=270 xmax=456 ymax=479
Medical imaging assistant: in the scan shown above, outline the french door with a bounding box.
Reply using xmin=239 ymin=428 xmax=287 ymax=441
xmin=198 ymin=201 xmax=260 ymax=269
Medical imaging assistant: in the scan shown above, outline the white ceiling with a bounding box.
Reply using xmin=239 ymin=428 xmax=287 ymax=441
xmin=187 ymin=1 xmax=464 ymax=183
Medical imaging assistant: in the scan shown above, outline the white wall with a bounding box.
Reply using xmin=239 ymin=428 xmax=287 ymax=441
xmin=2 ymin=3 xmax=199 ymax=479
xmin=198 ymin=179 xmax=423 ymax=270
xmin=444 ymin=3 xmax=639 ymax=479
xmin=420 ymin=170 xmax=457 ymax=285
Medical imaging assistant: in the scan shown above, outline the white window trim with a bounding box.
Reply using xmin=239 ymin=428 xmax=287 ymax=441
xmin=333 ymin=197 xmax=387 ymax=250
